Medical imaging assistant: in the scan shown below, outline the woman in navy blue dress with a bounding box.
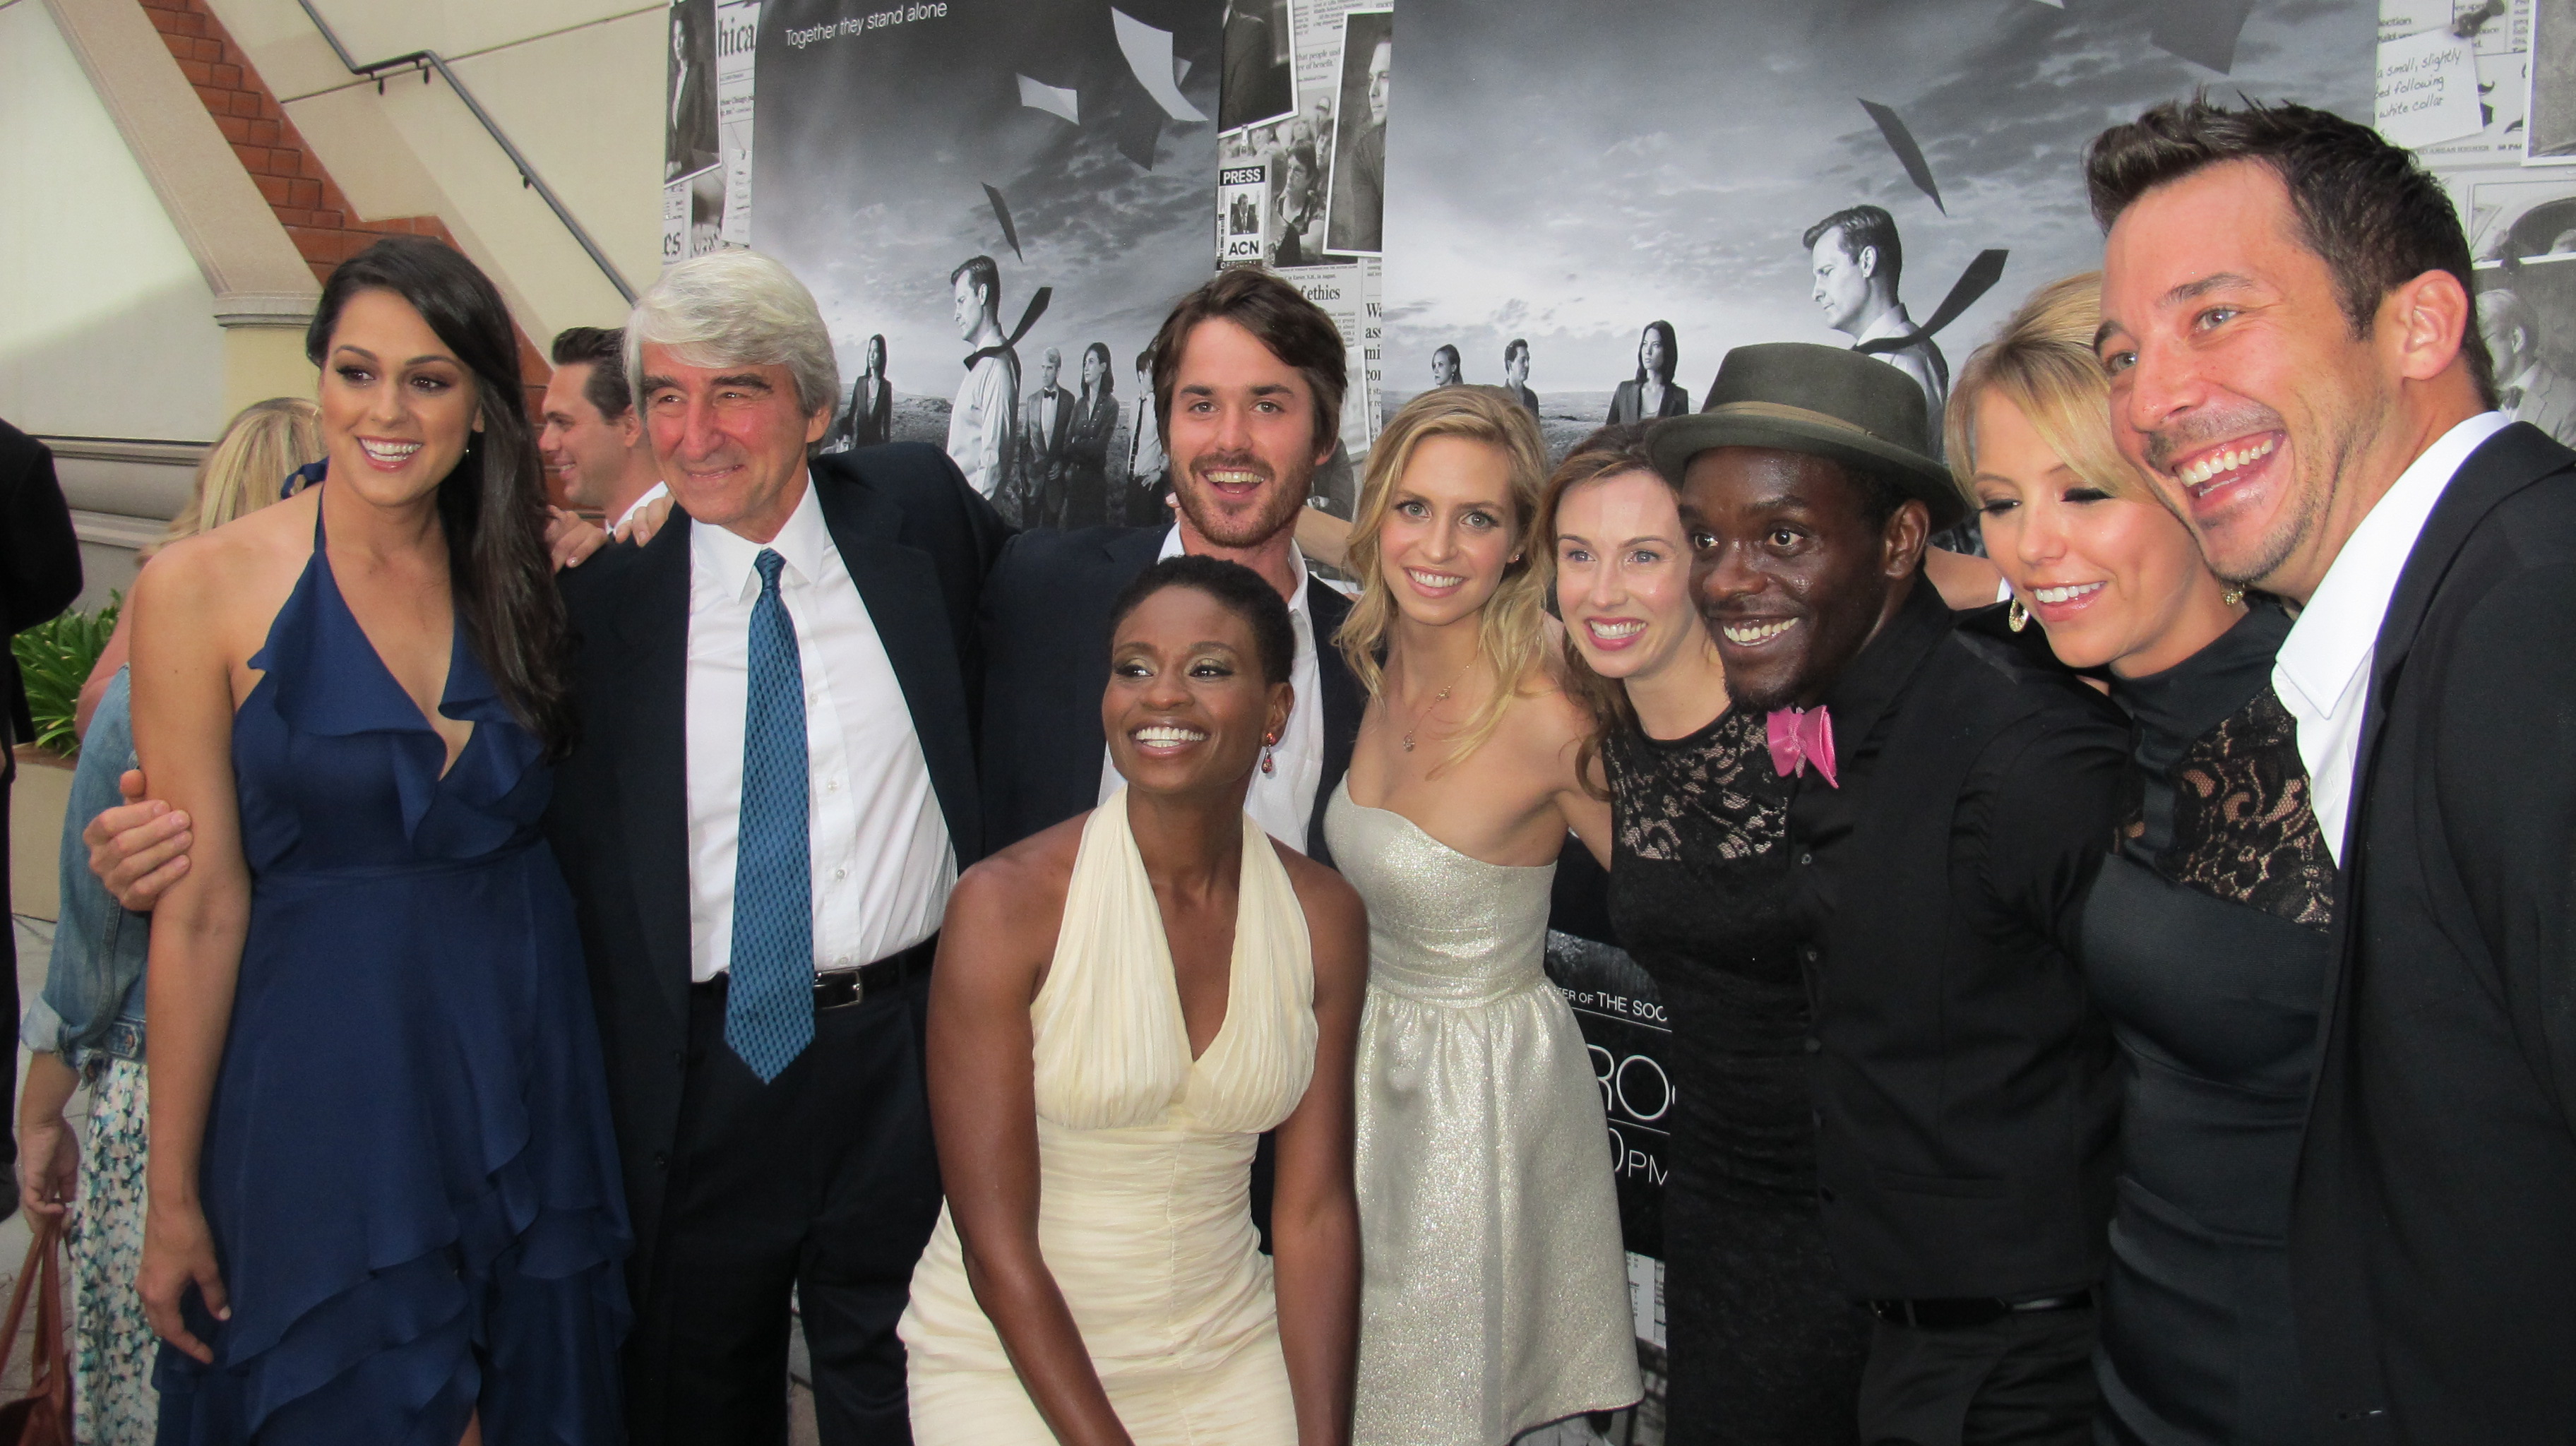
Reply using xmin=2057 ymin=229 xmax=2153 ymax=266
xmin=131 ymin=237 xmax=628 ymax=1445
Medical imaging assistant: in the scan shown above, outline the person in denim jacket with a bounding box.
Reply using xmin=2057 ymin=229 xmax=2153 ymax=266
xmin=20 ymin=667 xmax=157 ymax=1440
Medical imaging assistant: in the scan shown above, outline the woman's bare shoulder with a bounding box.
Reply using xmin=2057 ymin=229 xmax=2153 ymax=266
xmin=1272 ymin=837 xmax=1363 ymax=927
xmin=948 ymin=815 xmax=1084 ymax=945
xmin=135 ymin=493 xmax=314 ymax=611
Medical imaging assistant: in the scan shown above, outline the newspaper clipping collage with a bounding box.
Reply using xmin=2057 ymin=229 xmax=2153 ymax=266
xmin=659 ymin=3 xmax=2500 ymax=1438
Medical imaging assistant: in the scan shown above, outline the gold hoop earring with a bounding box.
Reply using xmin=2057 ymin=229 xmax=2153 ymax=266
xmin=2007 ymin=597 xmax=2030 ymax=633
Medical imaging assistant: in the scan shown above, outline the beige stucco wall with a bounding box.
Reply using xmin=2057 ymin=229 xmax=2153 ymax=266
xmin=209 ymin=0 xmax=667 ymax=340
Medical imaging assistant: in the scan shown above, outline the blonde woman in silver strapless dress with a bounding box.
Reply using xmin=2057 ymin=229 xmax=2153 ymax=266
xmin=905 ymin=556 xmax=1370 ymax=1445
xmin=1324 ymin=386 xmax=1642 ymax=1445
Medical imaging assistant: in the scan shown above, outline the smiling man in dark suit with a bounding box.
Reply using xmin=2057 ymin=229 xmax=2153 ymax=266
xmin=979 ymin=265 xmax=1362 ymax=864
xmin=548 ymin=249 xmax=1006 ymax=1445
xmin=2094 ymin=99 xmax=2576 ymax=1438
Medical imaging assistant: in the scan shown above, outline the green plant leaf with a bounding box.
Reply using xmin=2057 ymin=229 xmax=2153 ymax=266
xmin=9 ymin=591 xmax=120 ymax=760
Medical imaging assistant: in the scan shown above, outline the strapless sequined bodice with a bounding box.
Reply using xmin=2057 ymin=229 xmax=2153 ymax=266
xmin=1322 ymin=779 xmax=1555 ymax=1006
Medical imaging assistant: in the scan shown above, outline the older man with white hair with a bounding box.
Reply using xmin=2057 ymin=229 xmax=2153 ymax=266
xmin=549 ymin=249 xmax=1007 ymax=1443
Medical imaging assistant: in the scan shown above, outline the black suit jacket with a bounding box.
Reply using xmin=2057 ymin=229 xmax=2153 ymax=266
xmin=1023 ymin=386 xmax=1075 ymax=474
xmin=2293 ymin=422 xmax=2576 ymax=1440
xmin=977 ymin=524 xmax=1361 ymax=861
xmin=544 ymin=443 xmax=1006 ymax=1296
xmin=2 ymin=419 xmax=83 ymax=782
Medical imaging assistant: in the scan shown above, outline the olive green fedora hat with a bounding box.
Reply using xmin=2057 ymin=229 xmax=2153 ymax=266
xmin=1646 ymin=342 xmax=1963 ymax=530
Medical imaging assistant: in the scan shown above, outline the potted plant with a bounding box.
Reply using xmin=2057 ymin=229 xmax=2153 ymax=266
xmin=11 ymin=594 xmax=117 ymax=921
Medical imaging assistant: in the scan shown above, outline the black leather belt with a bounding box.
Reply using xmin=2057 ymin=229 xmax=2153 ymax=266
xmin=1865 ymin=1289 xmax=2094 ymax=1330
xmin=696 ymin=934 xmax=936 ymax=1011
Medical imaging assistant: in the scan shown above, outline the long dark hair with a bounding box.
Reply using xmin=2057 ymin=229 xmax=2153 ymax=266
xmin=1634 ymin=320 xmax=1678 ymax=386
xmin=305 ymin=237 xmax=576 ymax=756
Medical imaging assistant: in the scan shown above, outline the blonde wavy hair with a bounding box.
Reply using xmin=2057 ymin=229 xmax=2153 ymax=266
xmin=1337 ymin=386 xmax=1551 ymax=770
xmin=164 ymin=397 xmax=325 ymax=547
xmin=1943 ymin=272 xmax=2141 ymax=513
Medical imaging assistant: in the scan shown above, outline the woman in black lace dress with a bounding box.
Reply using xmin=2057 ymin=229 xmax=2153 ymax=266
xmin=1948 ymin=275 xmax=2331 ymax=1444
xmin=1540 ymin=426 xmax=1867 ymax=1444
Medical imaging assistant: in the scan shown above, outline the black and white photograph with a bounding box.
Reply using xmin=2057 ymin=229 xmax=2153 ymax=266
xmin=2472 ymin=172 xmax=2576 ymax=445
xmin=664 ymin=0 xmax=720 ymax=180
xmin=749 ymin=0 xmax=1220 ymax=528
xmin=1380 ymin=0 xmax=2372 ymax=459
xmin=1321 ymin=7 xmax=1390 ymax=256
xmin=1220 ymin=0 xmax=1297 ymax=133
xmin=2529 ymin=0 xmax=2576 ymax=160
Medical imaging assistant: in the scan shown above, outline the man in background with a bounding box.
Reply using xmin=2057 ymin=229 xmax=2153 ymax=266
xmin=1123 ymin=347 xmax=1167 ymax=524
xmin=1503 ymin=338 xmax=1539 ymax=416
xmin=542 ymin=325 xmax=667 ymax=532
xmin=1328 ymin=35 xmax=1389 ymax=253
xmin=1020 ymin=346 xmax=1075 ymax=528
xmin=946 ymin=254 xmax=1019 ymax=503
xmin=2476 ymin=287 xmax=2576 ymax=446
xmin=1806 ymin=205 xmax=1948 ymax=443
xmin=1430 ymin=345 xmax=1463 ymax=388
xmin=1220 ymin=0 xmax=1292 ymax=133
xmin=1 ymin=416 xmax=84 ymax=1212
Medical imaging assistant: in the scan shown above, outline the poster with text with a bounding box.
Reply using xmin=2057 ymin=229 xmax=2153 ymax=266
xmin=1381 ymin=0 xmax=2373 ymax=465
xmin=749 ymin=0 xmax=1222 ymax=529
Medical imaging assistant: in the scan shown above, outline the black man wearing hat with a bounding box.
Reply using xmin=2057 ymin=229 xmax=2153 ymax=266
xmin=1653 ymin=343 xmax=2126 ymax=1445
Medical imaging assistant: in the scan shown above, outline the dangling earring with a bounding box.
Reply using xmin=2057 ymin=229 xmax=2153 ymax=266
xmin=2221 ymin=586 xmax=2246 ymax=608
xmin=2007 ymin=597 xmax=2030 ymax=633
xmin=1260 ymin=731 xmax=1279 ymax=776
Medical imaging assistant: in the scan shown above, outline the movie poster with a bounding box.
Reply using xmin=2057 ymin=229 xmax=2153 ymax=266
xmin=712 ymin=0 xmax=1222 ymax=530
xmin=1217 ymin=0 xmax=1387 ymax=470
xmin=1381 ymin=0 xmax=2372 ymax=459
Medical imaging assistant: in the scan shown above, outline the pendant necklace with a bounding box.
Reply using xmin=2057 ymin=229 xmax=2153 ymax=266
xmin=1400 ymin=652 xmax=1479 ymax=753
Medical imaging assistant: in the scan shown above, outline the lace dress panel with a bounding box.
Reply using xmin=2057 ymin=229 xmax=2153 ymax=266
xmin=2161 ymin=686 xmax=2334 ymax=930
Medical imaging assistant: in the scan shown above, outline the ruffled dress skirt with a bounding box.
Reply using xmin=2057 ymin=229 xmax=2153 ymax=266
xmin=154 ymin=507 xmax=630 ymax=1445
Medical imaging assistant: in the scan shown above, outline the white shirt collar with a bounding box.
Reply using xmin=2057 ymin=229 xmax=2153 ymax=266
xmin=614 ymin=480 xmax=669 ymax=533
xmin=2274 ymin=411 xmax=2511 ymax=722
xmin=1853 ymin=304 xmax=1918 ymax=347
xmin=1156 ymin=521 xmax=1308 ymax=615
xmin=692 ymin=472 xmax=832 ymax=601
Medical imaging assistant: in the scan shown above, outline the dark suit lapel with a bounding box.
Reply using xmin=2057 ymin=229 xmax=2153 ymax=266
xmin=818 ymin=476 xmax=983 ymax=861
xmin=2315 ymin=422 xmax=2572 ymax=1093
xmin=1304 ymin=578 xmax=1362 ymax=861
xmin=611 ymin=514 xmax=697 ymax=1026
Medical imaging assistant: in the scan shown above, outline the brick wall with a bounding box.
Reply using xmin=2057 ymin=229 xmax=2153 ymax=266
xmin=138 ymin=0 xmax=555 ymax=424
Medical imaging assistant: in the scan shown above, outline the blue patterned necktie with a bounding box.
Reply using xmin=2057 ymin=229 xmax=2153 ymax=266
xmin=725 ymin=549 xmax=814 ymax=1082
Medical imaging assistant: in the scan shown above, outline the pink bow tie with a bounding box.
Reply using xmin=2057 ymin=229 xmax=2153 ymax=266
xmin=1766 ymin=706 xmax=1837 ymax=787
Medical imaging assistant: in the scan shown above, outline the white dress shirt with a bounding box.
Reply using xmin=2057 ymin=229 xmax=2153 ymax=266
xmin=1099 ymin=526 xmax=1326 ymax=849
xmin=2273 ymin=410 xmax=2510 ymax=864
xmin=686 ymin=479 xmax=955 ymax=981
xmin=947 ymin=353 xmax=1016 ymax=498
xmin=614 ymin=480 xmax=669 ymax=534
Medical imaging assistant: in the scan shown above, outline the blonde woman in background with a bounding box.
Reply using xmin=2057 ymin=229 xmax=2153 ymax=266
xmin=22 ymin=395 xmax=321 ymax=1445
xmin=1320 ymin=386 xmax=1639 ymax=1445
xmin=73 ymin=399 xmax=324 ymax=736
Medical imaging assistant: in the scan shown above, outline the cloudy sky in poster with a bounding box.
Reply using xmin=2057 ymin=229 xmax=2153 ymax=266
xmin=753 ymin=0 xmax=1221 ymax=405
xmin=1381 ymin=0 xmax=2372 ymax=401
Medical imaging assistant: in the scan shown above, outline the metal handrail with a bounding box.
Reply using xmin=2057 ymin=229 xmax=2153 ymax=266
xmin=292 ymin=0 xmax=636 ymax=302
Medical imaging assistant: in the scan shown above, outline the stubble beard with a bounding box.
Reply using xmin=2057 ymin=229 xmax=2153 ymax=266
xmin=1177 ymin=451 xmax=1311 ymax=549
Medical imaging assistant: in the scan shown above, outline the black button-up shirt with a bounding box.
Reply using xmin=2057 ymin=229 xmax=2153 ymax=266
xmin=1786 ymin=580 xmax=2126 ymax=1300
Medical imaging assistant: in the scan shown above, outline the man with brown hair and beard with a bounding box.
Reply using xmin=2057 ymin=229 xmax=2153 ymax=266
xmin=977 ymin=266 xmax=1364 ymax=862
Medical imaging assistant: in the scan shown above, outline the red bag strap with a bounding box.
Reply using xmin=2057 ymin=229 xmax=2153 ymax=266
xmin=0 ymin=1217 xmax=48 ymax=1386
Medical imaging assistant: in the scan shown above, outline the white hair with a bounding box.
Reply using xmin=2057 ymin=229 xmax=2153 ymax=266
xmin=626 ymin=249 xmax=840 ymax=418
